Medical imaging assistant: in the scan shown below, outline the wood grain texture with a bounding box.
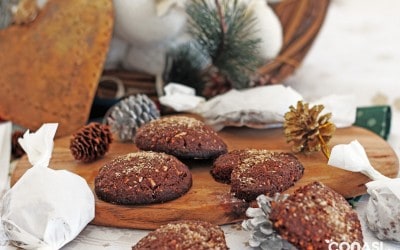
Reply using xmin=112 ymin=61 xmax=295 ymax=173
xmin=0 ymin=0 xmax=113 ymax=137
xmin=11 ymin=126 xmax=399 ymax=230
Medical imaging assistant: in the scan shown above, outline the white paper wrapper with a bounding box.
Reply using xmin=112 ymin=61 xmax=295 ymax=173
xmin=196 ymin=85 xmax=302 ymax=131
xmin=328 ymin=140 xmax=391 ymax=181
xmin=0 ymin=122 xmax=11 ymax=199
xmin=328 ymin=140 xmax=400 ymax=242
xmin=159 ymin=83 xmax=356 ymax=131
xmin=159 ymin=83 xmax=205 ymax=112
xmin=365 ymin=179 xmax=400 ymax=242
xmin=0 ymin=122 xmax=12 ymax=245
xmin=1 ymin=124 xmax=95 ymax=249
xmin=311 ymin=94 xmax=357 ymax=128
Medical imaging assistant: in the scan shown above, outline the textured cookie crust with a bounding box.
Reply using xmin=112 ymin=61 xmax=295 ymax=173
xmin=211 ymin=149 xmax=244 ymax=184
xmin=95 ymin=151 xmax=192 ymax=205
xmin=134 ymin=116 xmax=227 ymax=159
xmin=212 ymin=149 xmax=304 ymax=201
xmin=132 ymin=220 xmax=228 ymax=250
xmin=270 ymin=182 xmax=364 ymax=249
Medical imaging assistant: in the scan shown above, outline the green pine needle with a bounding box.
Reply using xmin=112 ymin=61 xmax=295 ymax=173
xmin=168 ymin=0 xmax=262 ymax=93
xmin=187 ymin=0 xmax=261 ymax=89
xmin=166 ymin=43 xmax=207 ymax=94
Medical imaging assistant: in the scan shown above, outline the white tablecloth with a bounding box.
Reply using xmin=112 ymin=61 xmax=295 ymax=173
xmin=2 ymin=0 xmax=400 ymax=249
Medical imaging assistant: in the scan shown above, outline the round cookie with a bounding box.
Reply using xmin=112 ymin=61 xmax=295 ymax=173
xmin=134 ymin=116 xmax=227 ymax=159
xmin=211 ymin=149 xmax=262 ymax=184
xmin=270 ymin=182 xmax=363 ymax=249
xmin=132 ymin=220 xmax=228 ymax=250
xmin=94 ymin=151 xmax=192 ymax=205
xmin=216 ymin=149 xmax=304 ymax=201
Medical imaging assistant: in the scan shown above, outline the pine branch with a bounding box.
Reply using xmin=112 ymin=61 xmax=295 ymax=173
xmin=166 ymin=43 xmax=207 ymax=94
xmin=167 ymin=0 xmax=262 ymax=96
xmin=187 ymin=0 xmax=261 ymax=89
xmin=214 ymin=0 xmax=226 ymax=61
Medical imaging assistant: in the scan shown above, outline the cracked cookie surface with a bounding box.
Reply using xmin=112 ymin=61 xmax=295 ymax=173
xmin=95 ymin=151 xmax=192 ymax=205
xmin=132 ymin=220 xmax=228 ymax=250
xmin=211 ymin=149 xmax=304 ymax=201
xmin=134 ymin=116 xmax=227 ymax=159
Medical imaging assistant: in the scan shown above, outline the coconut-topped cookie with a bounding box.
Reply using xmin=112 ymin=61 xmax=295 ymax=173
xmin=134 ymin=116 xmax=227 ymax=159
xmin=132 ymin=220 xmax=228 ymax=250
xmin=94 ymin=151 xmax=192 ymax=205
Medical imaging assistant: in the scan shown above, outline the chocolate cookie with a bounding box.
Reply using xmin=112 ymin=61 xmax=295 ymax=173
xmin=95 ymin=151 xmax=192 ymax=205
xmin=270 ymin=182 xmax=363 ymax=249
xmin=213 ymin=149 xmax=304 ymax=201
xmin=211 ymin=149 xmax=260 ymax=184
xmin=132 ymin=220 xmax=228 ymax=250
xmin=134 ymin=116 xmax=227 ymax=159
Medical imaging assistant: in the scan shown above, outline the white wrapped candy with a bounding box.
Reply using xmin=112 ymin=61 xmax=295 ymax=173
xmin=328 ymin=140 xmax=391 ymax=181
xmin=365 ymin=179 xmax=400 ymax=242
xmin=159 ymin=83 xmax=206 ymax=112
xmin=1 ymin=124 xmax=95 ymax=249
xmin=0 ymin=122 xmax=12 ymax=245
xmin=328 ymin=140 xmax=400 ymax=242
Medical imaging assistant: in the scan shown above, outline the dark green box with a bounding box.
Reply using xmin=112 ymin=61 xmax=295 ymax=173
xmin=354 ymin=105 xmax=391 ymax=140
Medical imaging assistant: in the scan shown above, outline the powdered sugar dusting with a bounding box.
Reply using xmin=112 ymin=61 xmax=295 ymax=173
xmin=148 ymin=116 xmax=204 ymax=130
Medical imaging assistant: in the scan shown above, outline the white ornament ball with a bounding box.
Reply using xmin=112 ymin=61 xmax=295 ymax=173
xmin=112 ymin=0 xmax=187 ymax=47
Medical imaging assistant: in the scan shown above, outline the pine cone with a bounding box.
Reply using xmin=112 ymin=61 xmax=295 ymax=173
xmin=104 ymin=94 xmax=160 ymax=141
xmin=242 ymin=194 xmax=293 ymax=249
xmin=11 ymin=130 xmax=25 ymax=159
xmin=284 ymin=101 xmax=336 ymax=158
xmin=201 ymin=66 xmax=232 ymax=98
xmin=70 ymin=122 xmax=112 ymax=162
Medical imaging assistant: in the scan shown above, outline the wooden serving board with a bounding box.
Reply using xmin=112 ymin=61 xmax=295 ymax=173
xmin=12 ymin=126 xmax=399 ymax=230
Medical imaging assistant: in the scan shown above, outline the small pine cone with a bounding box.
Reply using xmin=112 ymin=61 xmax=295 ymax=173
xmin=104 ymin=94 xmax=160 ymax=141
xmin=242 ymin=194 xmax=293 ymax=249
xmin=70 ymin=122 xmax=112 ymax=162
xmin=284 ymin=101 xmax=336 ymax=157
xmin=11 ymin=130 xmax=25 ymax=158
xmin=201 ymin=66 xmax=232 ymax=98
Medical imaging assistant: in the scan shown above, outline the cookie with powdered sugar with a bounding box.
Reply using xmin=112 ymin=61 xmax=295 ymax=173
xmin=270 ymin=182 xmax=363 ymax=249
xmin=95 ymin=151 xmax=192 ymax=205
xmin=134 ymin=116 xmax=227 ymax=159
xmin=132 ymin=220 xmax=228 ymax=250
xmin=211 ymin=149 xmax=304 ymax=201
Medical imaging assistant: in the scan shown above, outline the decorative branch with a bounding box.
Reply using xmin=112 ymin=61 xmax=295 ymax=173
xmin=215 ymin=0 xmax=227 ymax=60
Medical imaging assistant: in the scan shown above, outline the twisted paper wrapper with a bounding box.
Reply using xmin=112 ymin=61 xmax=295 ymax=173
xmin=328 ymin=140 xmax=400 ymax=242
xmin=1 ymin=124 xmax=95 ymax=249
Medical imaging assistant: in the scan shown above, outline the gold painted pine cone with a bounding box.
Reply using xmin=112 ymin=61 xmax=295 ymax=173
xmin=284 ymin=101 xmax=336 ymax=158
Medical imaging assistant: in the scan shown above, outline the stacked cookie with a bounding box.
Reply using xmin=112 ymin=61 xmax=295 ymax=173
xmin=95 ymin=116 xmax=227 ymax=205
xmin=93 ymin=115 xmax=306 ymax=248
xmin=211 ymin=149 xmax=304 ymax=201
xmin=95 ymin=115 xmax=305 ymax=205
